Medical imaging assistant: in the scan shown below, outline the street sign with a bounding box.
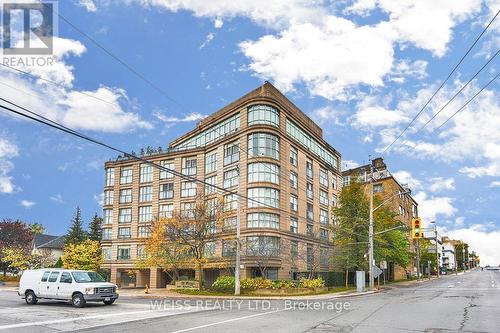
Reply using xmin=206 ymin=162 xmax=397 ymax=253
xmin=373 ymin=265 xmax=383 ymax=277
xmin=380 ymin=260 xmax=387 ymax=270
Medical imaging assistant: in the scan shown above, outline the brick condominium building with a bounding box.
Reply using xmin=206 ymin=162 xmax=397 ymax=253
xmin=101 ymin=82 xmax=342 ymax=288
xmin=342 ymin=157 xmax=419 ymax=280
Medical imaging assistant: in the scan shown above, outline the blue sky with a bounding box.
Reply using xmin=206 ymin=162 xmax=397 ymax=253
xmin=0 ymin=0 xmax=499 ymax=264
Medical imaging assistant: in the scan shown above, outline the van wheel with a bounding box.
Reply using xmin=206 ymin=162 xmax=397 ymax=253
xmin=103 ymin=300 xmax=115 ymax=305
xmin=71 ymin=293 xmax=86 ymax=308
xmin=25 ymin=291 xmax=38 ymax=305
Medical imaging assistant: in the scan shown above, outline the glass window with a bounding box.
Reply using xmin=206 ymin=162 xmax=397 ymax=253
xmin=374 ymin=184 xmax=383 ymax=193
xmin=159 ymin=183 xmax=174 ymax=200
xmin=332 ymin=177 xmax=337 ymax=190
xmin=248 ymin=163 xmax=279 ymax=184
xmin=102 ymin=228 xmax=112 ymax=240
xmin=223 ymin=216 xmax=237 ymax=231
xmin=320 ymin=190 xmax=328 ymax=206
xmin=205 ymin=151 xmax=217 ymax=174
xmin=137 ymin=245 xmax=146 ymax=259
xmin=180 ymin=202 xmax=195 ymax=218
xmin=290 ymin=241 xmax=298 ymax=259
xmin=103 ymin=209 xmax=113 ymax=224
xmin=320 ymin=228 xmax=329 ymax=240
xmin=105 ymin=168 xmax=115 ymax=187
xmin=320 ymin=248 xmax=329 ymax=266
xmin=118 ymin=227 xmax=131 ymax=239
xmin=306 ymin=160 xmax=313 ymax=179
xmin=120 ymin=167 xmax=133 ymax=184
xmin=138 ymin=206 xmax=152 ymax=223
xmin=102 ymin=247 xmax=112 ymax=260
xmin=290 ymin=147 xmax=298 ymax=166
xmin=119 ymin=189 xmax=132 ymax=203
xmin=182 ymin=157 xmax=197 ymax=176
xmin=290 ymin=217 xmax=298 ymax=233
xmin=222 ymin=240 xmax=236 ymax=257
xmin=223 ymin=169 xmax=239 ymax=188
xmin=224 ymin=141 xmax=240 ymax=165
xmin=140 ymin=164 xmax=153 ymax=183
xmin=332 ymin=194 xmax=338 ymax=207
xmin=320 ymin=209 xmax=328 ymax=225
xmin=290 ymin=171 xmax=298 ymax=189
xmin=247 ymin=212 xmax=279 ymax=229
xmin=204 ymin=242 xmax=216 ymax=258
xmin=159 ymin=160 xmax=175 ymax=179
xmin=205 ymin=175 xmax=217 ymax=195
xmin=118 ymin=208 xmax=132 ymax=223
xmin=246 ymin=236 xmax=280 ymax=256
xmin=48 ymin=272 xmax=59 ymax=282
xmin=159 ymin=204 xmax=173 ymax=218
xmin=224 ymin=194 xmax=238 ymax=211
xmin=247 ymin=104 xmax=279 ymax=127
xmin=319 ymin=169 xmax=328 ymax=187
xmin=104 ymin=190 xmax=113 ymax=205
xmin=139 ymin=186 xmax=152 ymax=202
xmin=138 ymin=226 xmax=151 ymax=238
xmin=247 ymin=187 xmax=280 ymax=208
xmin=342 ymin=176 xmax=351 ymax=187
xmin=172 ymin=113 xmax=240 ymax=150
xmin=307 ymin=245 xmax=314 ymax=268
xmin=286 ymin=118 xmax=338 ymax=170
xmin=248 ymin=133 xmax=279 ymax=159
xmin=307 ymin=203 xmax=314 ymax=222
xmin=306 ymin=182 xmax=313 ymax=199
xmin=181 ymin=181 xmax=197 ymax=197
xmin=41 ymin=271 xmax=50 ymax=282
xmin=290 ymin=195 xmax=298 ymax=212
xmin=117 ymin=246 xmax=130 ymax=259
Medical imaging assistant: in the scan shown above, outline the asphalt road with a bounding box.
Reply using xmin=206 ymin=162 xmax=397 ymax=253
xmin=0 ymin=269 xmax=499 ymax=332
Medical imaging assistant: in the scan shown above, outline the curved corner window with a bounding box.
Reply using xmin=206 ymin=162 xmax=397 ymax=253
xmin=248 ymin=133 xmax=280 ymax=160
xmin=248 ymin=162 xmax=280 ymax=184
xmin=247 ymin=187 xmax=280 ymax=208
xmin=248 ymin=105 xmax=279 ymax=127
xmin=247 ymin=212 xmax=279 ymax=229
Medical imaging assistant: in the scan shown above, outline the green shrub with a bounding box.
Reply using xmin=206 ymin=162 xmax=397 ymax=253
xmin=211 ymin=275 xmax=235 ymax=292
xmin=299 ymin=277 xmax=325 ymax=289
xmin=0 ymin=275 xmax=20 ymax=282
xmin=271 ymin=280 xmax=297 ymax=289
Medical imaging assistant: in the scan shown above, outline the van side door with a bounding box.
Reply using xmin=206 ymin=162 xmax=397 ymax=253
xmin=47 ymin=271 xmax=60 ymax=298
xmin=38 ymin=271 xmax=51 ymax=297
xmin=57 ymin=272 xmax=73 ymax=300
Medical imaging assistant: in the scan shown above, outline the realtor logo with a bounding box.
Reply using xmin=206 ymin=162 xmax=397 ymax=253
xmin=2 ymin=2 xmax=55 ymax=55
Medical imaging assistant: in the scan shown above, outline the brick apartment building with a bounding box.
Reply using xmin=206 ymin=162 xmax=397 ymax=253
xmin=342 ymin=157 xmax=419 ymax=280
xmin=101 ymin=82 xmax=342 ymax=288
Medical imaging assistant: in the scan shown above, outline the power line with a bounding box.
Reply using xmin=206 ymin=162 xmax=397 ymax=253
xmin=381 ymin=9 xmax=499 ymax=154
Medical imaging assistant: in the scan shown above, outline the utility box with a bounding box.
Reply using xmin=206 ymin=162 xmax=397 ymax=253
xmin=356 ymin=271 xmax=365 ymax=293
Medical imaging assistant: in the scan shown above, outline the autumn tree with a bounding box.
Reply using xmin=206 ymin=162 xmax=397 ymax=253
xmin=163 ymin=195 xmax=225 ymax=289
xmin=0 ymin=219 xmax=33 ymax=276
xmin=65 ymin=206 xmax=87 ymax=245
xmin=61 ymin=239 xmax=102 ymax=271
xmin=88 ymin=213 xmax=103 ymax=242
xmin=245 ymin=236 xmax=281 ymax=278
xmin=29 ymin=223 xmax=45 ymax=236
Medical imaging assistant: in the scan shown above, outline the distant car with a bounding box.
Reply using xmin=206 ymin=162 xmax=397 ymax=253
xmin=18 ymin=269 xmax=118 ymax=307
xmin=485 ymin=266 xmax=500 ymax=271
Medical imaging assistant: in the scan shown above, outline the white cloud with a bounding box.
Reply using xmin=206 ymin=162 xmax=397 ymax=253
xmin=489 ymin=181 xmax=500 ymax=187
xmin=342 ymin=160 xmax=360 ymax=170
xmin=154 ymin=111 xmax=207 ymax=123
xmin=389 ymin=59 xmax=428 ymax=83
xmin=94 ymin=193 xmax=104 ymax=206
xmin=50 ymin=194 xmax=64 ymax=203
xmin=0 ymin=136 xmax=19 ymax=194
xmin=77 ymin=0 xmax=97 ymax=12
xmin=352 ymin=105 xmax=409 ymax=127
xmin=392 ymin=170 xmax=422 ymax=190
xmin=214 ymin=17 xmax=224 ymax=28
xmin=199 ymin=33 xmax=215 ymax=49
xmin=310 ymin=106 xmax=344 ymax=125
xmin=443 ymin=225 xmax=500 ymax=266
xmin=20 ymin=199 xmax=35 ymax=208
xmin=429 ymin=177 xmax=455 ymax=192
xmin=413 ymin=190 xmax=457 ymax=223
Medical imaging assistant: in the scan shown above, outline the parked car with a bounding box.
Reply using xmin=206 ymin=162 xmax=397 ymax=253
xmin=18 ymin=269 xmax=118 ymax=307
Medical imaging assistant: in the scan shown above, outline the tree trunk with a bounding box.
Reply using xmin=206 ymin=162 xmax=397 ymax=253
xmin=196 ymin=261 xmax=203 ymax=290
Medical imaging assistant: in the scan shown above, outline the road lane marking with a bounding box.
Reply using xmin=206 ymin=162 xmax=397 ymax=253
xmin=0 ymin=308 xmax=209 ymax=330
xmin=169 ymin=308 xmax=290 ymax=333
xmin=447 ymin=285 xmax=454 ymax=288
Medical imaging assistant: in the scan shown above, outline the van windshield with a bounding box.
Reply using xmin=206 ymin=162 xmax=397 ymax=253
xmin=71 ymin=271 xmax=105 ymax=283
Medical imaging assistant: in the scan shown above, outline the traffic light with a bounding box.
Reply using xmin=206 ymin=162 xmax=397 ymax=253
xmin=412 ymin=218 xmax=422 ymax=239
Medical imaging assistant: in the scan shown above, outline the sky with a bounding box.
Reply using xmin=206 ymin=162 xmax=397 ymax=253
xmin=0 ymin=0 xmax=499 ymax=265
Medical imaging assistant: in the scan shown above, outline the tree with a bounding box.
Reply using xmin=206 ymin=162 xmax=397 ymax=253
xmin=29 ymin=223 xmax=45 ymax=235
xmin=61 ymin=239 xmax=102 ymax=271
xmin=245 ymin=236 xmax=281 ymax=278
xmin=0 ymin=219 xmax=33 ymax=276
xmin=65 ymin=207 xmax=87 ymax=245
xmin=135 ymin=218 xmax=190 ymax=283
xmin=88 ymin=213 xmax=103 ymax=242
xmin=162 ymin=195 xmax=225 ymax=289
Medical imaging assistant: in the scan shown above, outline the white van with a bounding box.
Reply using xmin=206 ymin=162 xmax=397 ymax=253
xmin=18 ymin=269 xmax=119 ymax=307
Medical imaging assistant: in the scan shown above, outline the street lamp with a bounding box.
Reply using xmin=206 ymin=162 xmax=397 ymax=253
xmin=429 ymin=221 xmax=439 ymax=278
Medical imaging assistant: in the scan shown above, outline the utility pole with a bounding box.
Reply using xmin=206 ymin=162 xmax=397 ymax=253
xmin=416 ymin=238 xmax=421 ymax=280
xmin=368 ymin=159 xmax=375 ymax=290
xmin=462 ymin=243 xmax=466 ymax=272
xmin=435 ymin=225 xmax=440 ymax=278
xmin=234 ymin=166 xmax=241 ymax=295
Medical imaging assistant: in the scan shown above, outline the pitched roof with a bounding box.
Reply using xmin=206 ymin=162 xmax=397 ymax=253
xmin=34 ymin=234 xmax=65 ymax=249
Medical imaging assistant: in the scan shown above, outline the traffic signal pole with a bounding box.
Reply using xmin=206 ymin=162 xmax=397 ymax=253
xmin=416 ymin=238 xmax=421 ymax=280
xmin=368 ymin=163 xmax=375 ymax=291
